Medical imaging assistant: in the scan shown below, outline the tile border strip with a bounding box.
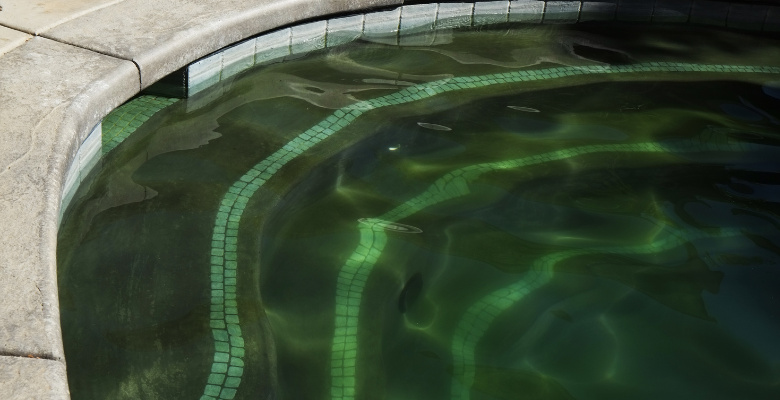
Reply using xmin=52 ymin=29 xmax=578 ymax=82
xmin=185 ymin=1 xmax=780 ymax=96
xmin=200 ymin=62 xmax=779 ymax=400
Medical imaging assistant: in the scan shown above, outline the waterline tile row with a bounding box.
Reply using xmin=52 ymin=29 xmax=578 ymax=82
xmin=186 ymin=1 xmax=780 ymax=96
xmin=59 ymin=95 xmax=179 ymax=222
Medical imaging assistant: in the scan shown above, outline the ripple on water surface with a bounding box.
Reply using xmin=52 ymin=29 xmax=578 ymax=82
xmin=57 ymin=24 xmax=780 ymax=400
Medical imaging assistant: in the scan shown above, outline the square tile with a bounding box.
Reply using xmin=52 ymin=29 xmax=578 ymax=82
xmin=580 ymin=2 xmax=617 ymax=22
xmin=653 ymin=0 xmax=692 ymax=23
xmin=400 ymin=4 xmax=438 ymax=34
xmin=255 ymin=28 xmax=291 ymax=65
xmin=509 ymin=0 xmax=545 ymax=23
xmin=473 ymin=1 xmax=510 ymax=26
xmin=60 ymin=160 xmax=80 ymax=210
xmin=79 ymin=122 xmax=102 ymax=182
xmin=326 ymin=14 xmax=364 ymax=47
xmin=221 ymin=39 xmax=256 ymax=79
xmin=363 ymin=8 xmax=402 ymax=45
xmin=291 ymin=21 xmax=327 ymax=56
xmin=543 ymin=1 xmax=581 ymax=24
xmin=188 ymin=53 xmax=223 ymax=95
xmin=436 ymin=2 xmax=474 ymax=29
xmin=400 ymin=4 xmax=438 ymax=46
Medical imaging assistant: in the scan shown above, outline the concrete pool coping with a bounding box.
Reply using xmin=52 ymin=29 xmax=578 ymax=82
xmin=1 ymin=0 xmax=779 ymax=398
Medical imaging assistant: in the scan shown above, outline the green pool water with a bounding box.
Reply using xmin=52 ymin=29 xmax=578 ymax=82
xmin=58 ymin=23 xmax=780 ymax=400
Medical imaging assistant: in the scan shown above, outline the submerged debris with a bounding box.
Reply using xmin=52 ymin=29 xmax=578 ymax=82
xmin=507 ymin=106 xmax=540 ymax=113
xmin=417 ymin=122 xmax=452 ymax=131
xmin=358 ymin=218 xmax=422 ymax=233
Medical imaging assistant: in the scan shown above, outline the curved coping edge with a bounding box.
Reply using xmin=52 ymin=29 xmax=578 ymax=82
xmin=131 ymin=0 xmax=405 ymax=89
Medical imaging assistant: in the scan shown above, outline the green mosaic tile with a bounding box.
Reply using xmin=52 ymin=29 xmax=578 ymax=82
xmin=219 ymin=388 xmax=237 ymax=400
xmin=211 ymin=363 xmax=228 ymax=374
xmin=204 ymin=385 xmax=222 ymax=397
xmin=208 ymin=373 xmax=226 ymax=386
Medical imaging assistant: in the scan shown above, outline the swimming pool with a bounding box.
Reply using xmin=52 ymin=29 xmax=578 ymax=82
xmin=58 ymin=5 xmax=780 ymax=400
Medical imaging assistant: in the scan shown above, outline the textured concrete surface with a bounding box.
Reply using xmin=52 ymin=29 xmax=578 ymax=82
xmin=0 ymin=25 xmax=32 ymax=57
xmin=0 ymin=357 xmax=69 ymax=400
xmin=0 ymin=0 xmax=127 ymax=35
xmin=0 ymin=37 xmax=137 ymax=362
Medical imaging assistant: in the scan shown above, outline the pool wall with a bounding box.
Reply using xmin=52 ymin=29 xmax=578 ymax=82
xmin=61 ymin=0 xmax=780 ymax=218
xmin=186 ymin=0 xmax=780 ymax=100
xmin=0 ymin=0 xmax=778 ymax=398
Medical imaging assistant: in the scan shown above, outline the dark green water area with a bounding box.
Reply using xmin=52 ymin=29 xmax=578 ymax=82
xmin=58 ymin=23 xmax=780 ymax=400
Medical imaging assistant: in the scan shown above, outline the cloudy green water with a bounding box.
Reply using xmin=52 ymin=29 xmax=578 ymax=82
xmin=58 ymin=24 xmax=780 ymax=399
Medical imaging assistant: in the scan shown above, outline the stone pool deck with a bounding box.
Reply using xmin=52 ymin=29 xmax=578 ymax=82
xmin=0 ymin=0 xmax=400 ymax=397
xmin=1 ymin=0 xmax=779 ymax=398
